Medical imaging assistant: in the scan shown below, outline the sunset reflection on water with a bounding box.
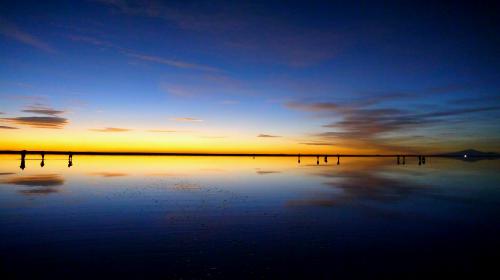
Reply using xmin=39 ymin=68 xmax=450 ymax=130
xmin=1 ymin=155 xmax=499 ymax=278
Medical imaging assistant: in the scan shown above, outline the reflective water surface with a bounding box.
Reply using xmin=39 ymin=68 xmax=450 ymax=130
xmin=1 ymin=155 xmax=499 ymax=278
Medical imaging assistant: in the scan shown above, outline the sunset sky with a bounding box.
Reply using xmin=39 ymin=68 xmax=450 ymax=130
xmin=1 ymin=1 xmax=499 ymax=154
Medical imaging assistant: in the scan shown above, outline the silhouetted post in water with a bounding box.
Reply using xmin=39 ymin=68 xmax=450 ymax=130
xmin=298 ymin=154 xmax=301 ymax=164
xmin=418 ymin=155 xmax=422 ymax=165
xmin=41 ymin=152 xmax=45 ymax=167
xmin=397 ymin=155 xmax=400 ymax=165
xmin=337 ymin=155 xmax=340 ymax=165
xmin=324 ymin=155 xmax=328 ymax=163
xmin=316 ymin=156 xmax=319 ymax=165
xmin=20 ymin=150 xmax=26 ymax=170
xmin=422 ymin=156 xmax=426 ymax=165
xmin=402 ymin=156 xmax=406 ymax=165
xmin=68 ymin=153 xmax=73 ymax=168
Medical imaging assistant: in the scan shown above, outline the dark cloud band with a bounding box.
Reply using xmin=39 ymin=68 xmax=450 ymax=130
xmin=2 ymin=116 xmax=68 ymax=129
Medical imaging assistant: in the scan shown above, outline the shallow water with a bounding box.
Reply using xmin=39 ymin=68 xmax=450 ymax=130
xmin=1 ymin=155 xmax=499 ymax=278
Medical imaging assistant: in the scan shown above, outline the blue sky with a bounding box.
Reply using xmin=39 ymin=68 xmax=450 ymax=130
xmin=1 ymin=0 xmax=499 ymax=153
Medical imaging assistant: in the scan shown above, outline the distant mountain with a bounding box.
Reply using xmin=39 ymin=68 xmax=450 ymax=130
xmin=439 ymin=149 xmax=500 ymax=157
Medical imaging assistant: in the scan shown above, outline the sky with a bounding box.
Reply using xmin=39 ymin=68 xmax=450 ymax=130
xmin=0 ymin=0 xmax=499 ymax=154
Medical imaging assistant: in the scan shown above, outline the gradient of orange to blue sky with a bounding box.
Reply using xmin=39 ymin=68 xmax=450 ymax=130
xmin=1 ymin=1 xmax=499 ymax=154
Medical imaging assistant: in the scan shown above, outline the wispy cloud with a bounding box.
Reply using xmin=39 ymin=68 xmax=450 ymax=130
xmin=286 ymin=101 xmax=339 ymax=112
xmin=126 ymin=52 xmax=220 ymax=72
xmin=96 ymin=0 xmax=243 ymax=31
xmin=451 ymin=95 xmax=500 ymax=105
xmin=159 ymin=72 xmax=255 ymax=99
xmin=171 ymin=117 xmax=203 ymax=122
xmin=0 ymin=104 xmax=68 ymax=129
xmin=286 ymin=98 xmax=500 ymax=152
xmin=0 ymin=125 xmax=18 ymax=129
xmin=2 ymin=94 xmax=47 ymax=102
xmin=22 ymin=105 xmax=65 ymax=116
xmin=284 ymin=92 xmax=411 ymax=113
xmin=96 ymin=1 xmax=340 ymax=67
xmin=67 ymin=34 xmax=116 ymax=49
xmin=0 ymin=20 xmax=55 ymax=53
xmin=67 ymin=33 xmax=219 ymax=72
xmin=257 ymin=134 xmax=281 ymax=138
xmin=90 ymin=127 xmax=131 ymax=132
xmin=2 ymin=116 xmax=68 ymax=129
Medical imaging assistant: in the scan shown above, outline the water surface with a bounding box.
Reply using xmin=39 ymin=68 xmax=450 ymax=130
xmin=1 ymin=155 xmax=499 ymax=278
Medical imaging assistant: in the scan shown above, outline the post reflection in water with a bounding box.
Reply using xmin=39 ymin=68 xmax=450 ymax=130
xmin=19 ymin=150 xmax=26 ymax=170
xmin=1 ymin=155 xmax=499 ymax=278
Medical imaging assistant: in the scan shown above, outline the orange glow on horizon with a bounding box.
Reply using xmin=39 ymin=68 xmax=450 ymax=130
xmin=0 ymin=127 xmax=383 ymax=154
xmin=0 ymin=125 xmax=473 ymax=155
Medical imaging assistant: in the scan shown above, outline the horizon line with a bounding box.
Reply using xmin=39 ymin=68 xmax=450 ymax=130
xmin=0 ymin=150 xmax=495 ymax=158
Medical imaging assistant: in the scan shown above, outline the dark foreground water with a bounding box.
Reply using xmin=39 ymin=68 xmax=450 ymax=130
xmin=1 ymin=155 xmax=499 ymax=279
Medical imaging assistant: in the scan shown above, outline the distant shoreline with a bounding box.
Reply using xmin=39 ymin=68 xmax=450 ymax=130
xmin=0 ymin=150 xmax=498 ymax=158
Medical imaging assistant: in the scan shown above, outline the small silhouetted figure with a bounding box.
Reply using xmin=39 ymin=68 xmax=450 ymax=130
xmin=68 ymin=153 xmax=73 ymax=168
xmin=316 ymin=156 xmax=319 ymax=165
xmin=337 ymin=155 xmax=340 ymax=165
xmin=422 ymin=156 xmax=426 ymax=165
xmin=20 ymin=150 xmax=26 ymax=170
xmin=298 ymin=154 xmax=301 ymax=164
xmin=418 ymin=156 xmax=422 ymax=165
xmin=402 ymin=156 xmax=406 ymax=165
xmin=41 ymin=152 xmax=45 ymax=167
xmin=397 ymin=155 xmax=400 ymax=165
xmin=324 ymin=156 xmax=328 ymax=163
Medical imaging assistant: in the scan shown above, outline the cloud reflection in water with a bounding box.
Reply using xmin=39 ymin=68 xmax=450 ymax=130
xmin=2 ymin=174 xmax=64 ymax=196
